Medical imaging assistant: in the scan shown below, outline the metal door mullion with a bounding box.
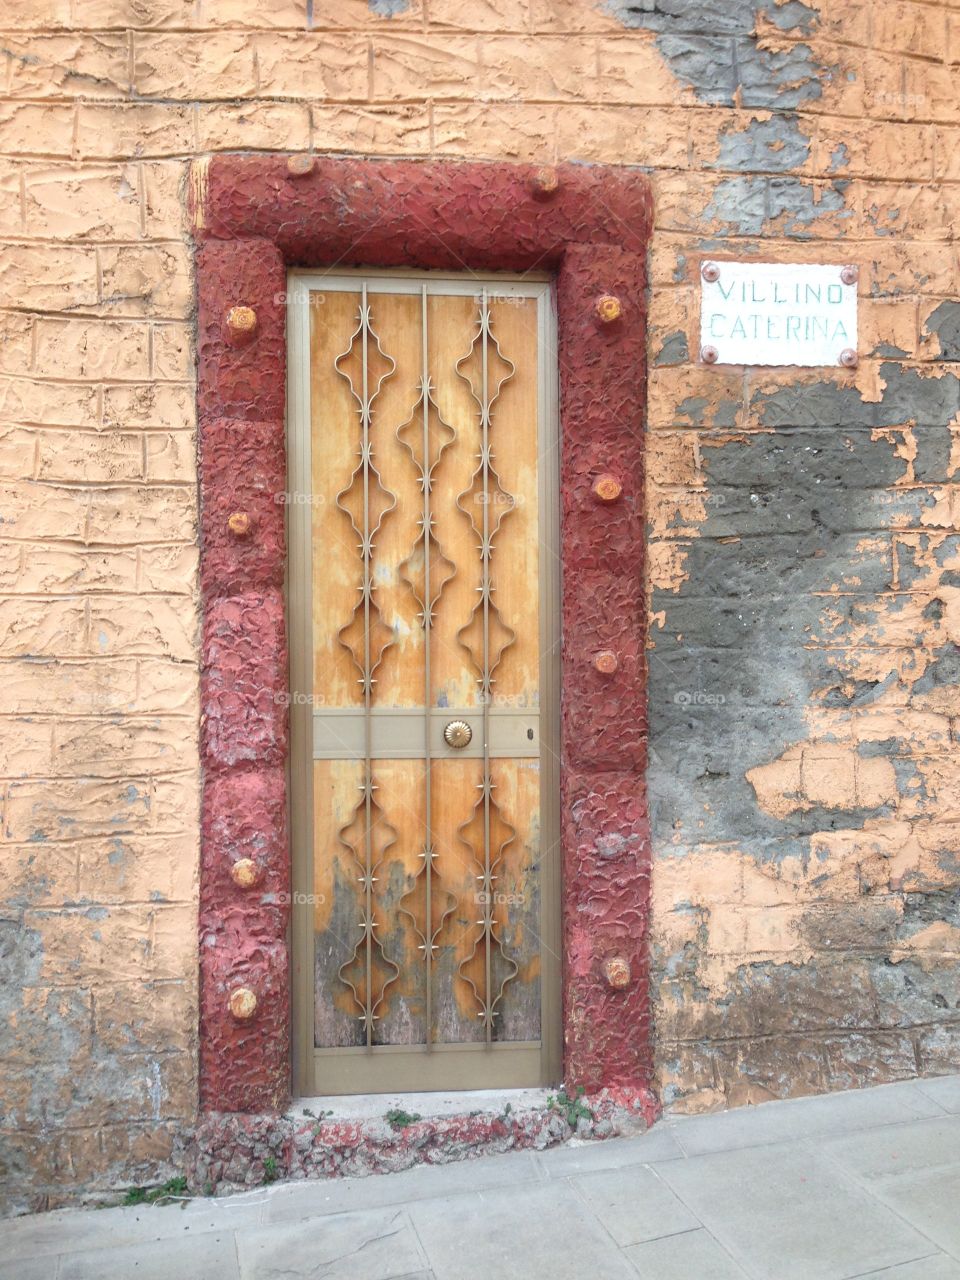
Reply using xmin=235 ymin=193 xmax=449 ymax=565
xmin=420 ymin=284 xmax=435 ymax=1046
xmin=360 ymin=282 xmax=375 ymax=1050
xmin=480 ymin=286 xmax=493 ymax=1044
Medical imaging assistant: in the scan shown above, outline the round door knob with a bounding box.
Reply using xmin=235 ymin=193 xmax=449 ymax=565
xmin=443 ymin=720 xmax=472 ymax=749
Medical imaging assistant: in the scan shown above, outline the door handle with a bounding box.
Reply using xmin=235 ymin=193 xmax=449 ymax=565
xmin=443 ymin=720 xmax=473 ymax=749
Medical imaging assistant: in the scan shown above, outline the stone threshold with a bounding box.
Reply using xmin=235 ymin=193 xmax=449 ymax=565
xmin=179 ymin=1085 xmax=659 ymax=1197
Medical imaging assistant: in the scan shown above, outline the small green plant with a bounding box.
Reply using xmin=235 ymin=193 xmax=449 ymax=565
xmin=262 ymin=1156 xmax=280 ymax=1183
xmin=547 ymin=1086 xmax=593 ymax=1128
xmin=121 ymin=1176 xmax=190 ymax=1207
xmin=384 ymin=1108 xmax=422 ymax=1131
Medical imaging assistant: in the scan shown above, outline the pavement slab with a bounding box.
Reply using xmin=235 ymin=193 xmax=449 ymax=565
xmin=5 ymin=1075 xmax=960 ymax=1280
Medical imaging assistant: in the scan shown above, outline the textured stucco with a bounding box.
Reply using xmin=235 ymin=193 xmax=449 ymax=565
xmin=1 ymin=0 xmax=958 ymax=1212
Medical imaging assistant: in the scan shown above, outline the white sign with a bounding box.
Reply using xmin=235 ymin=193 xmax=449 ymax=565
xmin=699 ymin=261 xmax=858 ymax=367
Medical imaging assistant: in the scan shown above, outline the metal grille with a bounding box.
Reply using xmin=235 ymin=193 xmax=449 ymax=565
xmin=288 ymin=271 xmax=560 ymax=1094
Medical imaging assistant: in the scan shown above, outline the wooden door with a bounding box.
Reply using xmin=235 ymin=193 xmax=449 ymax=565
xmin=288 ymin=272 xmax=559 ymax=1094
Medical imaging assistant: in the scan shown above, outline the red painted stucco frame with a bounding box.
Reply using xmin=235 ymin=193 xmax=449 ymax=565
xmin=194 ymin=156 xmax=653 ymax=1112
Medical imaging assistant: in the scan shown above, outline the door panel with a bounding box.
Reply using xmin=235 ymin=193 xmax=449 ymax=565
xmin=289 ymin=272 xmax=558 ymax=1094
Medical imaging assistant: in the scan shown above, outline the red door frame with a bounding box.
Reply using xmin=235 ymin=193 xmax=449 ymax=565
xmin=194 ymin=156 xmax=653 ymax=1112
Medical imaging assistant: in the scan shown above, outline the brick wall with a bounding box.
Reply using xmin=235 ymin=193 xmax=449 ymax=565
xmin=1 ymin=0 xmax=958 ymax=1209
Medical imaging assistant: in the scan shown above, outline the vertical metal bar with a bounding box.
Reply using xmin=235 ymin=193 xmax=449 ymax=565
xmin=360 ymin=283 xmax=374 ymax=1049
xmin=480 ymin=289 xmax=493 ymax=1043
xmin=421 ymin=284 xmax=434 ymax=1046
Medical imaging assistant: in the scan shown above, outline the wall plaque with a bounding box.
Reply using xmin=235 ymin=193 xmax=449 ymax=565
xmin=699 ymin=261 xmax=858 ymax=368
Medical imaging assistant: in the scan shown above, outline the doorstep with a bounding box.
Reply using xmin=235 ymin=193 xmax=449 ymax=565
xmin=178 ymin=1084 xmax=659 ymax=1197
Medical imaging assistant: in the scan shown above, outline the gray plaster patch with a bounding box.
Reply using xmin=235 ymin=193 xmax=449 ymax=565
xmin=368 ymin=0 xmax=409 ymax=14
xmin=767 ymin=177 xmax=851 ymax=235
xmin=714 ymin=114 xmax=812 ymax=172
xmin=647 ymin=364 xmax=960 ymax=857
xmin=655 ymin=330 xmax=690 ymax=366
xmin=702 ymin=177 xmax=768 ymax=235
xmin=923 ymin=301 xmax=960 ymax=362
xmin=606 ymin=1 xmax=826 ymax=108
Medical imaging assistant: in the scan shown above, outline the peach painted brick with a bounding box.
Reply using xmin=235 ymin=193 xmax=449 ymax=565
xmin=597 ymin=36 xmax=696 ymax=106
xmin=311 ymin=104 xmax=431 ymax=155
xmin=554 ymin=105 xmax=688 ymax=167
xmin=135 ymin=657 xmax=199 ymax=715
xmin=0 ymin=480 xmax=87 ymax=539
xmin=86 ymin=485 xmax=196 ymax=545
xmin=0 ymin=376 xmax=99 ymax=428
xmin=77 ymin=104 xmax=195 ymax=161
xmin=0 ymin=103 xmax=74 ymax=158
xmin=477 ymin=35 xmax=597 ymax=99
xmin=88 ymin=595 xmax=198 ymax=660
xmin=102 ymin=382 xmax=196 ymax=432
xmin=0 ymin=718 xmax=54 ymax=777
xmin=133 ymin=34 xmax=257 ymax=99
xmin=0 ymin=427 xmax=39 ymax=479
xmin=3 ymin=33 xmax=130 ymax=98
xmin=0 ymin=598 xmax=88 ymax=658
xmin=99 ymin=245 xmax=193 ymax=319
xmin=23 ymin=165 xmax=144 ymax=241
xmin=0 ymin=314 xmax=36 ymax=376
xmin=54 ymin=718 xmax=198 ymax=778
xmin=0 ymin=245 xmax=99 ymax=311
xmin=872 ymin=2 xmax=948 ymax=59
xmin=35 ymin=430 xmax=144 ymax=483
xmin=0 ymin=846 xmax=77 ymax=908
xmin=433 ymin=102 xmax=557 ymax=161
xmin=144 ymin=432 xmax=196 ymax=483
xmin=254 ymin=33 xmax=370 ymax=99
xmin=7 ymin=545 xmax=140 ymax=595
xmin=138 ymin=544 xmax=198 ymax=593
xmin=373 ymin=34 xmax=482 ymax=100
xmin=196 ymin=102 xmax=311 ymax=153
xmin=35 ymin=318 xmax=151 ymax=381
xmin=0 ymin=658 xmax=140 ymax=716
xmin=141 ymin=161 xmax=189 ymax=239
xmin=151 ymin=323 xmax=193 ymax=381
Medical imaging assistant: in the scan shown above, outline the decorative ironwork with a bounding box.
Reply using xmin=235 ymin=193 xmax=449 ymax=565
xmin=454 ymin=291 xmax=520 ymax=1036
xmin=332 ymin=287 xmax=401 ymax=1042
xmin=396 ymin=286 xmax=458 ymax=1041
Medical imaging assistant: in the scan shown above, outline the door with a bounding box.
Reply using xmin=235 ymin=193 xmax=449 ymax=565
xmin=288 ymin=271 xmax=560 ymax=1094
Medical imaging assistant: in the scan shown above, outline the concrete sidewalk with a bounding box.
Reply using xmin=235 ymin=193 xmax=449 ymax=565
xmin=4 ymin=1074 xmax=960 ymax=1279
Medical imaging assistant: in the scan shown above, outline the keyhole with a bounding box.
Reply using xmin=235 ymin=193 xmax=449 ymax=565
xmin=527 ymin=728 xmax=534 ymax=741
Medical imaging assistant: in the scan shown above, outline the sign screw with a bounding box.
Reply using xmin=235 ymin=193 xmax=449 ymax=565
xmin=594 ymin=650 xmax=619 ymax=674
xmin=227 ymin=511 xmax=252 ymax=537
xmin=603 ymin=955 xmax=631 ymax=989
xmin=592 ymin=474 xmax=622 ymax=503
xmin=286 ymin=154 xmax=315 ymax=178
xmin=839 ymin=348 xmax=859 ymax=368
xmin=228 ymin=987 xmax=258 ymax=1020
xmin=700 ymin=344 xmax=719 ymax=364
xmin=225 ymin=305 xmax=257 ymax=346
xmin=529 ymin=166 xmax=559 ymax=199
xmin=230 ymin=858 xmax=260 ymax=888
xmin=701 ymin=262 xmax=720 ymax=283
xmin=595 ymin=295 xmax=623 ymax=325
xmin=840 ymin=265 xmax=859 ymax=286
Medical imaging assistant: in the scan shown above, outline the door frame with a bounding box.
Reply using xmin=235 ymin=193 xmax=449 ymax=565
xmin=286 ymin=268 xmax=562 ymax=1096
xmin=194 ymin=156 xmax=653 ymax=1114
